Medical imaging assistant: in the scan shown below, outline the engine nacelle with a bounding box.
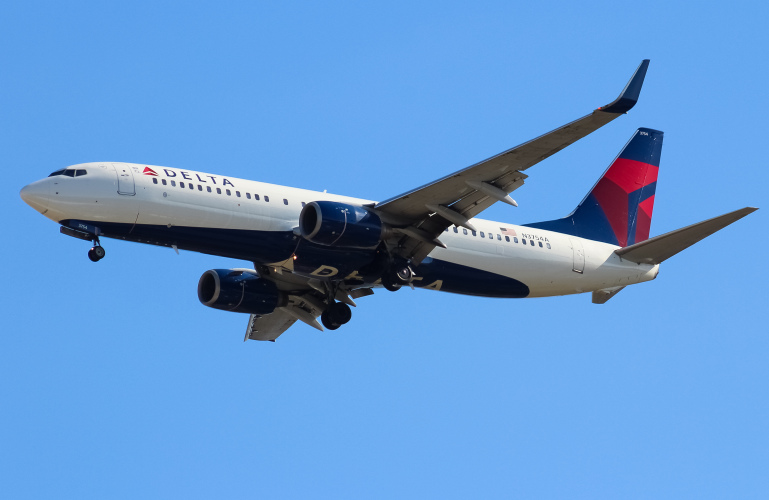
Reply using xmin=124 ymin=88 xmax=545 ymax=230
xmin=197 ymin=269 xmax=287 ymax=315
xmin=299 ymin=201 xmax=383 ymax=249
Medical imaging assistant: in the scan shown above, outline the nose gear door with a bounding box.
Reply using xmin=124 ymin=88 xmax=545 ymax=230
xmin=113 ymin=163 xmax=136 ymax=195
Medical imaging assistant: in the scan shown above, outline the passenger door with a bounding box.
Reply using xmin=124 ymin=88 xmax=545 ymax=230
xmin=113 ymin=163 xmax=135 ymax=195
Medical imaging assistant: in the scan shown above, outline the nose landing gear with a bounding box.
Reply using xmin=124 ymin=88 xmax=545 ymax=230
xmin=87 ymin=244 xmax=106 ymax=262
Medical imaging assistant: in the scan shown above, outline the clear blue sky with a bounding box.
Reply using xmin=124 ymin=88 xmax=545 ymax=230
xmin=2 ymin=1 xmax=767 ymax=498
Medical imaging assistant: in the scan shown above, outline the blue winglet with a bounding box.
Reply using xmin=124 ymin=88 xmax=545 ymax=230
xmin=599 ymin=59 xmax=650 ymax=114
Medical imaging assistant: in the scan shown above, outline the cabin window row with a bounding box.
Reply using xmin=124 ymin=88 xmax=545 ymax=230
xmin=153 ymin=177 xmax=293 ymax=205
xmin=445 ymin=226 xmax=552 ymax=249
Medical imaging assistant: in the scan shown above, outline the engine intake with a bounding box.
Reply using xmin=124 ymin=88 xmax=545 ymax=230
xmin=299 ymin=201 xmax=383 ymax=249
xmin=198 ymin=269 xmax=286 ymax=315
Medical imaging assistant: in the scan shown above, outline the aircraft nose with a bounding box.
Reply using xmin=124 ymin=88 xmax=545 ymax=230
xmin=20 ymin=180 xmax=50 ymax=213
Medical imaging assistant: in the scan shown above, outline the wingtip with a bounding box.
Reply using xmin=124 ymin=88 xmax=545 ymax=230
xmin=599 ymin=59 xmax=650 ymax=114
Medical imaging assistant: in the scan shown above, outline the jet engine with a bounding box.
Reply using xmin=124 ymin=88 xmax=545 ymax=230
xmin=197 ymin=269 xmax=287 ymax=315
xmin=299 ymin=201 xmax=384 ymax=249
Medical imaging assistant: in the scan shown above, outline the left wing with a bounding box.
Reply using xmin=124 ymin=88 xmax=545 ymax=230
xmin=375 ymin=60 xmax=650 ymax=264
xmin=243 ymin=271 xmax=374 ymax=341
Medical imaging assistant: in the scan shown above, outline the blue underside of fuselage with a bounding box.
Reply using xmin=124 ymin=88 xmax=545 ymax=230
xmin=62 ymin=220 xmax=530 ymax=298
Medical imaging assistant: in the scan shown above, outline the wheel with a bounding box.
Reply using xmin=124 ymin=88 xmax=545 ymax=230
xmin=395 ymin=266 xmax=412 ymax=283
xmin=382 ymin=275 xmax=402 ymax=292
xmin=329 ymin=302 xmax=352 ymax=325
xmin=321 ymin=310 xmax=341 ymax=330
xmin=87 ymin=248 xmax=99 ymax=262
xmin=92 ymin=246 xmax=106 ymax=260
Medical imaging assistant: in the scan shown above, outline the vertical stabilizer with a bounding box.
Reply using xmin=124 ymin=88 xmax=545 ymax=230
xmin=526 ymin=128 xmax=663 ymax=246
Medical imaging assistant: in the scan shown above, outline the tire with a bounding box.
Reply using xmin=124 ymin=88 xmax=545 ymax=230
xmin=321 ymin=310 xmax=341 ymax=330
xmin=93 ymin=246 xmax=106 ymax=259
xmin=330 ymin=302 xmax=352 ymax=325
xmin=88 ymin=248 xmax=99 ymax=262
xmin=382 ymin=275 xmax=402 ymax=292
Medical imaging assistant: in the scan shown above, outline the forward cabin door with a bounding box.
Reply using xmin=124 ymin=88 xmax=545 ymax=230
xmin=569 ymin=237 xmax=585 ymax=274
xmin=113 ymin=163 xmax=136 ymax=195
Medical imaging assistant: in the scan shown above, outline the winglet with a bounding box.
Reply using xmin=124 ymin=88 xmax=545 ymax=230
xmin=599 ymin=59 xmax=650 ymax=114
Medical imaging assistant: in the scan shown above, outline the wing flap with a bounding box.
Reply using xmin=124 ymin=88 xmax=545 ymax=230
xmin=245 ymin=310 xmax=298 ymax=342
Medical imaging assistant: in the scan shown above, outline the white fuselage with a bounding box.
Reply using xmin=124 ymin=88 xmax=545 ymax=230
xmin=22 ymin=162 xmax=659 ymax=298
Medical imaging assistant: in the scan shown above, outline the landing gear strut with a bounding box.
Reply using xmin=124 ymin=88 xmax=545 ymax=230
xmin=321 ymin=301 xmax=352 ymax=330
xmin=88 ymin=242 xmax=106 ymax=262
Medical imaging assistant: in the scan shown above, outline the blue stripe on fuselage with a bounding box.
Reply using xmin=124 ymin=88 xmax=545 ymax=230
xmin=62 ymin=220 xmax=530 ymax=298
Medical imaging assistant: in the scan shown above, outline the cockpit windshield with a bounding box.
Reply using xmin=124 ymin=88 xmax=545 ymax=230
xmin=48 ymin=169 xmax=88 ymax=177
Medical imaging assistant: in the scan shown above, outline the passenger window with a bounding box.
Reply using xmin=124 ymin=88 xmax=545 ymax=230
xmin=265 ymin=196 xmax=270 ymax=202
xmin=171 ymin=180 xmax=176 ymax=187
xmin=539 ymin=241 xmax=543 ymax=247
xmin=153 ymin=178 xmax=158 ymax=184
xmin=514 ymin=237 xmax=519 ymax=243
xmin=76 ymin=169 xmax=87 ymax=176
xmin=197 ymin=185 xmax=202 ymax=191
xmin=546 ymin=243 xmax=551 ymax=249
xmin=162 ymin=179 xmax=167 ymax=185
xmin=489 ymin=233 xmax=493 ymax=239
xmin=180 ymin=182 xmax=185 ymax=188
xmin=301 ymin=202 xmax=306 ymax=207
xmin=445 ymin=228 xmax=449 ymax=232
xmin=216 ymin=188 xmax=221 ymax=194
xmin=521 ymin=239 xmax=526 ymax=245
xmin=283 ymin=199 xmax=288 ymax=205
xmin=246 ymin=193 xmax=251 ymax=199
xmin=463 ymin=228 xmax=468 ymax=235
xmin=189 ymin=183 xmax=194 ymax=190
xmin=236 ymin=191 xmax=241 ymax=197
xmin=505 ymin=236 xmax=510 ymax=242
xmin=453 ymin=227 xmax=458 ymax=233
xmin=471 ymin=231 xmax=476 ymax=237
xmin=226 ymin=189 xmax=231 ymax=196
xmin=254 ymin=194 xmax=260 ymax=200
xmin=497 ymin=234 xmax=502 ymax=241
xmin=480 ymin=232 xmax=485 ymax=238
xmin=207 ymin=186 xmax=212 ymax=193
xmin=530 ymin=240 xmax=535 ymax=246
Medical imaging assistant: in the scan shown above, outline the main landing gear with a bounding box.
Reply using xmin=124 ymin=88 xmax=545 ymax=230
xmin=382 ymin=264 xmax=413 ymax=292
xmin=321 ymin=301 xmax=352 ymax=330
xmin=87 ymin=242 xmax=106 ymax=262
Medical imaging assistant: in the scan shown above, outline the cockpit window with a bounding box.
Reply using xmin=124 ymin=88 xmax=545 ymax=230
xmin=49 ymin=168 xmax=88 ymax=177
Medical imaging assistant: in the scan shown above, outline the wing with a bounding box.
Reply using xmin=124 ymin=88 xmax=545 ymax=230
xmin=375 ymin=60 xmax=650 ymax=264
xmin=243 ymin=267 xmax=374 ymax=341
xmin=245 ymin=309 xmax=298 ymax=341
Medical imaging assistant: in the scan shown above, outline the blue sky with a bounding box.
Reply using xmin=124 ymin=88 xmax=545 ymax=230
xmin=2 ymin=1 xmax=768 ymax=498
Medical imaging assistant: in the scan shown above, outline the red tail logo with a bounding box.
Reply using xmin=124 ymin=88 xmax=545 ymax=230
xmin=143 ymin=167 xmax=158 ymax=176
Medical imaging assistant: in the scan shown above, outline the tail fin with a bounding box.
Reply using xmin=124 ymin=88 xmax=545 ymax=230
xmin=525 ymin=127 xmax=663 ymax=246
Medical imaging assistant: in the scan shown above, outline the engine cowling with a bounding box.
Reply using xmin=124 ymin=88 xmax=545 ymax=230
xmin=197 ymin=269 xmax=287 ymax=314
xmin=299 ymin=201 xmax=383 ymax=248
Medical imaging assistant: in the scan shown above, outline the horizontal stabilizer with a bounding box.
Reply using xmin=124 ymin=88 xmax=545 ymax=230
xmin=615 ymin=207 xmax=758 ymax=265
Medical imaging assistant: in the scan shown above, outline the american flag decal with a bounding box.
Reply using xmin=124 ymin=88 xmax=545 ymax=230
xmin=500 ymin=227 xmax=517 ymax=236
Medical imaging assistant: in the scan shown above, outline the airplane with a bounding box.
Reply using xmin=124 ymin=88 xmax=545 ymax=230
xmin=20 ymin=60 xmax=757 ymax=341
